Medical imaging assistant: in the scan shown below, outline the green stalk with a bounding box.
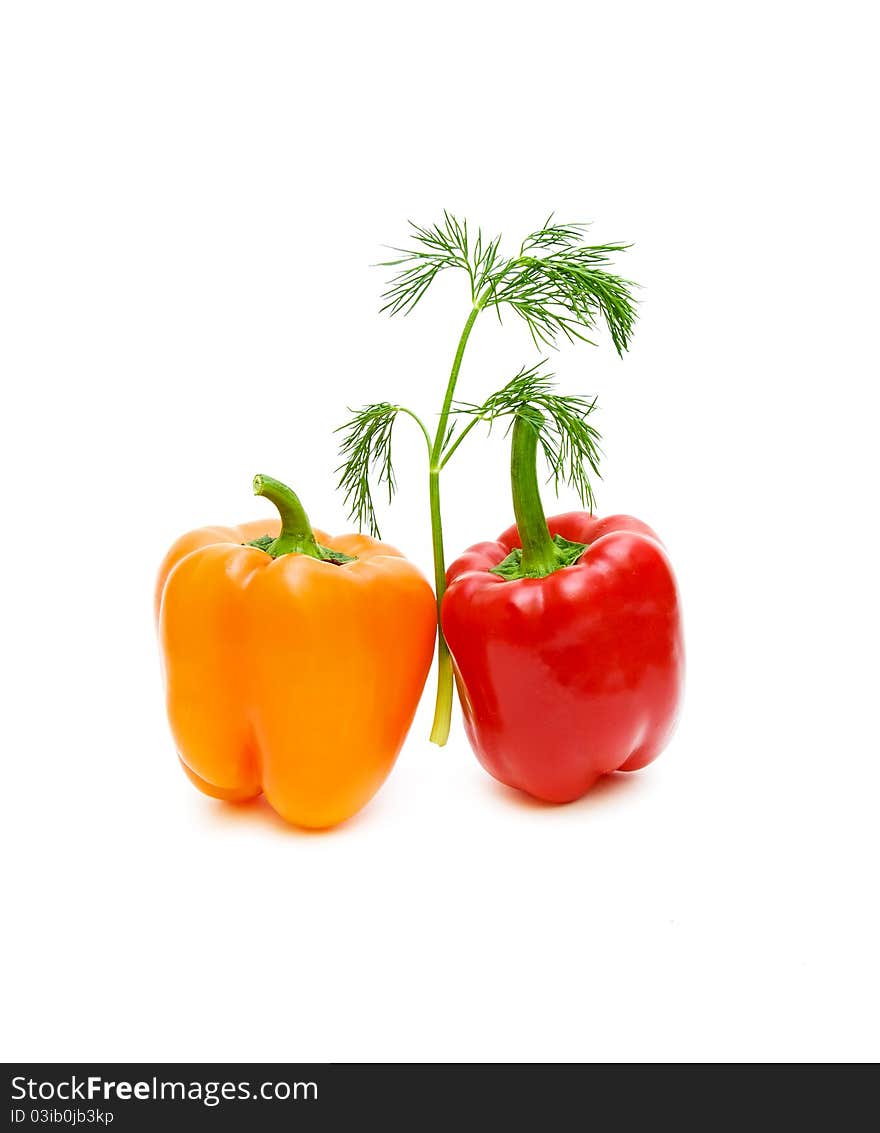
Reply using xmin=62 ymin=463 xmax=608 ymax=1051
xmin=509 ymin=416 xmax=564 ymax=577
xmin=487 ymin=415 xmax=588 ymax=583
xmin=251 ymin=474 xmax=356 ymax=565
xmin=253 ymin=474 xmax=323 ymax=558
xmin=427 ymin=305 xmax=481 ymax=745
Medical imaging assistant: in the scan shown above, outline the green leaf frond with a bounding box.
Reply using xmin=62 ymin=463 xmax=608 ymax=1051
xmin=380 ymin=212 xmax=638 ymax=355
xmin=519 ymin=216 xmax=591 ymax=254
xmin=335 ymin=402 xmax=431 ymax=536
xmin=335 ymin=402 xmax=402 ymax=537
xmin=379 ymin=210 xmax=502 ymax=313
xmin=487 ymin=241 xmax=637 ymax=355
xmin=451 ymin=363 xmax=603 ymax=511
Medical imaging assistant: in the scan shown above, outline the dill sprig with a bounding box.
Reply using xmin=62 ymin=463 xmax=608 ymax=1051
xmin=340 ymin=213 xmax=632 ymax=539
xmin=335 ymin=403 xmax=400 ymax=537
xmin=380 ymin=211 xmax=503 ymax=312
xmin=380 ymin=213 xmax=637 ymax=353
xmin=335 ymin=402 xmax=431 ymax=537
xmin=450 ymin=363 xmax=602 ymax=512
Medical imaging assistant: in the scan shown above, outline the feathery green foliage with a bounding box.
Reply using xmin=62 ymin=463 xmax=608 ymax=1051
xmin=379 ymin=211 xmax=503 ymax=312
xmin=335 ymin=402 xmax=402 ymax=537
xmin=450 ymin=363 xmax=602 ymax=512
xmin=380 ymin=213 xmax=637 ymax=353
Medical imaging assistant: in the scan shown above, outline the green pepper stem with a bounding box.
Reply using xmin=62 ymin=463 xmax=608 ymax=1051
xmin=510 ymin=414 xmax=562 ymax=577
xmin=253 ymin=474 xmax=323 ymax=559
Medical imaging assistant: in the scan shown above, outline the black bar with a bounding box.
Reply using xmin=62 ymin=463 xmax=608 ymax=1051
xmin=4 ymin=1063 xmax=876 ymax=1130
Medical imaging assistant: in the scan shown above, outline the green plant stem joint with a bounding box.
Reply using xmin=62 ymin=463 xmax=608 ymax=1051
xmin=247 ymin=474 xmax=356 ymax=565
xmin=490 ymin=415 xmax=587 ymax=582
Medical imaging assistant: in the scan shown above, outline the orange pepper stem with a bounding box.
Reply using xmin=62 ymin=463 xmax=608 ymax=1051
xmin=253 ymin=474 xmax=324 ymax=560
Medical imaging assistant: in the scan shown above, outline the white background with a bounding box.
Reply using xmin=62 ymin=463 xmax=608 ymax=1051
xmin=2 ymin=1 xmax=878 ymax=1062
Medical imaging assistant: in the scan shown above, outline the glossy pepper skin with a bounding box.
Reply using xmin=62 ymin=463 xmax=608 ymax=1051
xmin=155 ymin=477 xmax=436 ymax=829
xmin=442 ymin=511 xmax=684 ymax=803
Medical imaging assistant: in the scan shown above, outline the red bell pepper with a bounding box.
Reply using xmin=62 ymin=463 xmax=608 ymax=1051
xmin=441 ymin=414 xmax=684 ymax=803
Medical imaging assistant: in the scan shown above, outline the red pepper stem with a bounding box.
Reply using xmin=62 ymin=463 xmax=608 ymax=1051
xmin=253 ymin=474 xmax=323 ymax=560
xmin=511 ymin=414 xmax=562 ymax=578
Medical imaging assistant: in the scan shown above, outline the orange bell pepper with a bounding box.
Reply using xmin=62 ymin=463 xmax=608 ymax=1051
xmin=155 ymin=474 xmax=436 ymax=829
